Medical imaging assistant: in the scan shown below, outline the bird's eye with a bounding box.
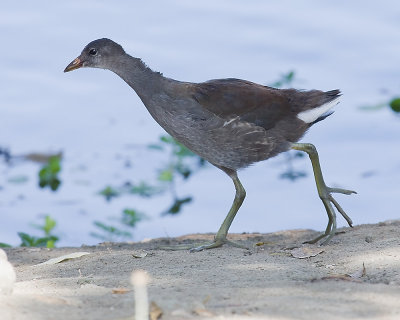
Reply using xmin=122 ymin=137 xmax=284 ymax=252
xmin=89 ymin=48 xmax=97 ymax=56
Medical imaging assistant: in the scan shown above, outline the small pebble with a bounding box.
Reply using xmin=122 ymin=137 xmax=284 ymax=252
xmin=365 ymin=236 xmax=373 ymax=243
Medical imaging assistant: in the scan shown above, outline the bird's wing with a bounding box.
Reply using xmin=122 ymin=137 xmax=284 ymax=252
xmin=189 ymin=78 xmax=295 ymax=130
xmin=189 ymin=78 xmax=340 ymax=129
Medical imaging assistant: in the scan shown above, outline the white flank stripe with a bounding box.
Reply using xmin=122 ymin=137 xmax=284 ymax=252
xmin=223 ymin=117 xmax=237 ymax=127
xmin=297 ymin=97 xmax=340 ymax=123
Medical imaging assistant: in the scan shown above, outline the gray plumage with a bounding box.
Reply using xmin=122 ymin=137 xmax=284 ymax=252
xmin=65 ymin=38 xmax=355 ymax=250
xmin=65 ymin=38 xmax=339 ymax=170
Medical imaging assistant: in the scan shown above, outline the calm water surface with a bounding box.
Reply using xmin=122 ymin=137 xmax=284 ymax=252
xmin=1 ymin=1 xmax=399 ymax=246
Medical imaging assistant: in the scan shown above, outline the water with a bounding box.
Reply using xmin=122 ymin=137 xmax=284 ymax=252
xmin=1 ymin=1 xmax=399 ymax=246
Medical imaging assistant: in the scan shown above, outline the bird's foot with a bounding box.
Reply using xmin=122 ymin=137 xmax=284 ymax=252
xmin=189 ymin=238 xmax=249 ymax=252
xmin=305 ymin=186 xmax=357 ymax=245
xmin=157 ymin=243 xmax=201 ymax=251
xmin=326 ymin=186 xmax=357 ymax=227
xmin=304 ymin=231 xmax=335 ymax=245
xmin=156 ymin=238 xmax=248 ymax=252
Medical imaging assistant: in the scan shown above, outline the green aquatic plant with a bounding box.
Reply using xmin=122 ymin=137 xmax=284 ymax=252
xmin=19 ymin=215 xmax=59 ymax=248
xmin=38 ymin=156 xmax=62 ymax=191
xmin=98 ymin=134 xmax=205 ymax=218
xmin=90 ymin=208 xmax=148 ymax=241
xmin=360 ymin=95 xmax=400 ymax=114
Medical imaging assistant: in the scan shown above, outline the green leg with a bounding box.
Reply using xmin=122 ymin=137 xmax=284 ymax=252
xmin=292 ymin=143 xmax=356 ymax=244
xmin=190 ymin=168 xmax=248 ymax=252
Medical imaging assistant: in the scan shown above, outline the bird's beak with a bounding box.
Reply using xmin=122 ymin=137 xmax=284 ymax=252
xmin=64 ymin=56 xmax=83 ymax=72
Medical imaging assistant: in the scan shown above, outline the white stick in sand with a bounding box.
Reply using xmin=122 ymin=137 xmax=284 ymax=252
xmin=0 ymin=249 xmax=16 ymax=295
xmin=130 ymin=270 xmax=150 ymax=320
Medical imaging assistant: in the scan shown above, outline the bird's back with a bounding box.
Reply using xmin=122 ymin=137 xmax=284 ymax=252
xmin=144 ymin=77 xmax=340 ymax=170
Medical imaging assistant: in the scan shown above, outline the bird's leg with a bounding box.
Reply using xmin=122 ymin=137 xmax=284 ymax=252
xmin=190 ymin=168 xmax=248 ymax=252
xmin=291 ymin=143 xmax=356 ymax=245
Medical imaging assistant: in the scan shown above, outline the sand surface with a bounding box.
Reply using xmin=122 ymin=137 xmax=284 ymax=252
xmin=1 ymin=221 xmax=400 ymax=320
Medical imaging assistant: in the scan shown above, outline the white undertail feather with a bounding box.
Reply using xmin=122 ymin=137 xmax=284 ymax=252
xmin=297 ymin=97 xmax=340 ymax=123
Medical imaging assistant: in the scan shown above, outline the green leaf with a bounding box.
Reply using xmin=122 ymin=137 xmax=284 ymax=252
xmin=121 ymin=208 xmax=147 ymax=227
xmin=18 ymin=232 xmax=36 ymax=247
xmin=32 ymin=215 xmax=57 ymax=235
xmin=158 ymin=169 xmax=173 ymax=182
xmin=43 ymin=215 xmax=56 ymax=236
xmin=159 ymin=135 xmax=196 ymax=158
xmin=173 ymin=142 xmax=196 ymax=158
xmin=49 ymin=179 xmax=61 ymax=191
xmin=44 ymin=236 xmax=59 ymax=248
xmin=175 ymin=163 xmax=192 ymax=179
xmin=270 ymin=70 xmax=296 ymax=88
xmin=130 ymin=181 xmax=164 ymax=197
xmin=46 ymin=239 xmax=56 ymax=248
xmin=99 ymin=186 xmax=120 ymax=201
xmin=162 ymin=197 xmax=192 ymax=215
xmin=34 ymin=237 xmax=50 ymax=247
xmin=18 ymin=232 xmax=59 ymax=247
xmin=285 ymin=71 xmax=295 ymax=82
xmin=389 ymin=97 xmax=400 ymax=113
xmin=93 ymin=221 xmax=132 ymax=239
xmin=160 ymin=135 xmax=175 ymax=144
xmin=0 ymin=242 xmax=12 ymax=248
xmin=38 ymin=156 xmax=62 ymax=191
xmin=91 ymin=220 xmax=133 ymax=241
xmin=18 ymin=215 xmax=59 ymax=248
xmin=89 ymin=232 xmax=108 ymax=241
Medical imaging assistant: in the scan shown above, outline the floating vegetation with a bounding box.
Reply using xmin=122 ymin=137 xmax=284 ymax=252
xmin=38 ymin=156 xmax=62 ymax=191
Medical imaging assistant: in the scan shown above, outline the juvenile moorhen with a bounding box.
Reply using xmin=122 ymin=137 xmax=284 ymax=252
xmin=65 ymin=38 xmax=356 ymax=251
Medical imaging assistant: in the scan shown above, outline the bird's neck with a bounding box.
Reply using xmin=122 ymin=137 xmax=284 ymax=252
xmin=109 ymin=54 xmax=164 ymax=104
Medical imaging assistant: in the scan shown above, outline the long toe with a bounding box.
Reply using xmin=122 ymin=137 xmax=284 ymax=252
xmin=329 ymin=195 xmax=353 ymax=226
xmin=304 ymin=233 xmax=328 ymax=244
xmin=305 ymin=227 xmax=338 ymax=245
xmin=189 ymin=240 xmax=225 ymax=252
xmin=189 ymin=239 xmax=249 ymax=252
xmin=328 ymin=187 xmax=357 ymax=195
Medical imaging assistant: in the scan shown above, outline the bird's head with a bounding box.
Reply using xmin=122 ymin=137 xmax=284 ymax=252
xmin=64 ymin=38 xmax=125 ymax=72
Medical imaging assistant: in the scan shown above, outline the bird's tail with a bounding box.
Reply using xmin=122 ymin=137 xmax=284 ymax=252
xmin=297 ymin=89 xmax=341 ymax=124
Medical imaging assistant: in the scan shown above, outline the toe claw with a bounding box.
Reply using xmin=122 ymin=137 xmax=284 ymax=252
xmin=328 ymin=187 xmax=357 ymax=195
xmin=189 ymin=246 xmax=204 ymax=253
